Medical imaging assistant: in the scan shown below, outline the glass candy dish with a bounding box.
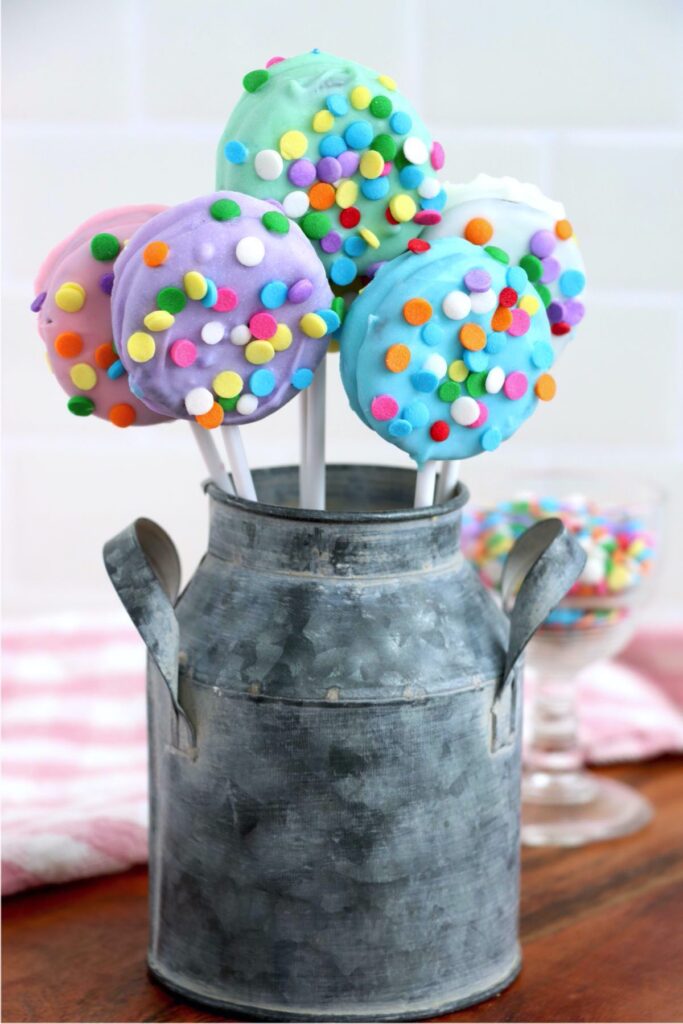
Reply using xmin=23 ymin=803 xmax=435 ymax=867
xmin=461 ymin=469 xmax=663 ymax=847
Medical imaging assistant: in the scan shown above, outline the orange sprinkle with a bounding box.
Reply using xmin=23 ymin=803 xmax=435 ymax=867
xmin=464 ymin=217 xmax=493 ymax=245
xmin=54 ymin=331 xmax=82 ymax=359
xmin=108 ymin=403 xmax=136 ymax=428
xmin=459 ymin=323 xmax=486 ymax=351
xmin=94 ymin=342 xmax=117 ymax=369
xmin=143 ymin=241 xmax=169 ymax=267
xmin=491 ymin=306 xmax=513 ymax=332
xmin=308 ymin=183 xmax=336 ymax=210
xmin=196 ymin=402 xmax=224 ymax=430
xmin=535 ymin=373 xmax=556 ymax=401
xmin=403 ymin=298 xmax=432 ymax=325
xmin=385 ymin=343 xmax=411 ymax=373
xmin=555 ymin=219 xmax=573 ymax=240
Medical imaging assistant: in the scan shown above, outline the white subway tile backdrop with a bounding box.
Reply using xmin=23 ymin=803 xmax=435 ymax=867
xmin=2 ymin=0 xmax=682 ymax=616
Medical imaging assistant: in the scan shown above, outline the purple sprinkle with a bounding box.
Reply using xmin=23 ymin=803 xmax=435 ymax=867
xmin=288 ymin=278 xmax=314 ymax=304
xmin=366 ymin=261 xmax=386 ymax=278
xmin=337 ymin=150 xmax=360 ymax=177
xmin=287 ymin=159 xmax=317 ymax=188
xmin=30 ymin=291 xmax=46 ymax=313
xmin=99 ymin=272 xmax=115 ymax=295
xmin=564 ymin=299 xmax=585 ymax=326
xmin=316 ymin=156 xmax=342 ymax=184
xmin=530 ymin=229 xmax=556 ymax=259
xmin=464 ymin=268 xmax=491 ymax=293
xmin=320 ymin=231 xmax=342 ymax=254
xmin=547 ymin=300 xmax=565 ymax=323
xmin=540 ymin=256 xmax=560 ymax=284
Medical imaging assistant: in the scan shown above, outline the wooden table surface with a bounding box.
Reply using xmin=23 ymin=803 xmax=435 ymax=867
xmin=4 ymin=758 xmax=683 ymax=1024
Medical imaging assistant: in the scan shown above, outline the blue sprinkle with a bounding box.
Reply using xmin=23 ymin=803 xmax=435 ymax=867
xmin=260 ymin=280 xmax=288 ymax=309
xmin=250 ymin=368 xmax=276 ymax=397
xmin=224 ymin=140 xmax=248 ymax=164
xmin=330 ymin=257 xmax=357 ymax=287
xmin=360 ymin=176 xmax=389 ymax=200
xmin=399 ymin=165 xmax=423 ymax=189
xmin=316 ymin=309 xmax=341 ymax=333
xmin=326 ymin=94 xmax=348 ymax=117
xmin=107 ymin=359 xmax=125 ymax=380
xmin=419 ymin=189 xmax=446 ymax=211
xmin=546 ymin=608 xmax=583 ymax=625
xmin=464 ymin=350 xmax=489 ymax=372
xmin=507 ymin=266 xmax=528 ymax=291
xmin=485 ymin=334 xmax=505 ymax=354
xmin=531 ymin=341 xmax=555 ymax=369
xmin=343 ymin=235 xmax=367 ymax=258
xmin=412 ymin=370 xmax=439 ymax=393
xmin=292 ymin=367 xmax=314 ymax=390
xmin=421 ymin=323 xmax=444 ymax=347
xmin=559 ymin=269 xmax=586 ymax=297
xmin=319 ymin=133 xmax=345 ymax=158
xmin=481 ymin=427 xmax=502 ymax=452
xmin=201 ymin=278 xmax=218 ymax=307
xmin=129 ymin=379 xmax=145 ymax=399
xmin=403 ymin=400 xmax=430 ymax=427
xmin=344 ymin=120 xmax=373 ymax=150
xmin=389 ymin=111 xmax=412 ymax=135
xmin=389 ymin=419 xmax=413 ymax=437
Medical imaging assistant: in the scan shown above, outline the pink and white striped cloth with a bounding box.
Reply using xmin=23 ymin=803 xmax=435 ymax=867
xmin=2 ymin=615 xmax=683 ymax=896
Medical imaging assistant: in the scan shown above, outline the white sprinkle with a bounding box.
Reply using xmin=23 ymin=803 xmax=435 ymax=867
xmin=283 ymin=190 xmax=310 ymax=218
xmin=237 ymin=394 xmax=258 ymax=415
xmin=417 ymin=177 xmax=441 ymax=199
xmin=201 ymin=321 xmax=225 ymax=345
xmin=403 ymin=136 xmax=428 ymax=165
xmin=423 ymin=353 xmax=447 ymax=379
xmin=470 ymin=288 xmax=496 ymax=314
xmin=442 ymin=290 xmax=471 ymax=320
xmin=485 ymin=366 xmax=505 ymax=394
xmin=235 ymin=236 xmax=265 ymax=267
xmin=451 ymin=396 xmax=479 ymax=426
xmin=230 ymin=324 xmax=251 ymax=346
xmin=185 ymin=387 xmax=214 ymax=416
xmin=254 ymin=149 xmax=283 ymax=181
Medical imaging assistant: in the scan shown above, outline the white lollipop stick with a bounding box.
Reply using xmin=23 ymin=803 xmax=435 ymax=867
xmin=190 ymin=422 xmax=234 ymax=494
xmin=435 ymin=461 xmax=460 ymax=504
xmin=414 ymin=461 xmax=438 ymax=509
xmin=304 ymin=358 xmax=326 ymax=510
xmin=221 ymin=425 xmax=257 ymax=501
xmin=299 ymin=390 xmax=309 ymax=507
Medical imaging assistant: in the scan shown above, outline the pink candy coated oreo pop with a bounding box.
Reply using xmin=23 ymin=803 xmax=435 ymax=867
xmin=112 ymin=192 xmax=335 ymax=429
xmin=33 ymin=205 xmax=168 ymax=427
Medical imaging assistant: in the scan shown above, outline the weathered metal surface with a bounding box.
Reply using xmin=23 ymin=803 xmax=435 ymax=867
xmin=104 ymin=464 xmax=585 ymax=1022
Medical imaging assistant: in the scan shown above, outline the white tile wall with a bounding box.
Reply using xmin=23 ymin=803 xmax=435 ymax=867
xmin=3 ymin=0 xmax=683 ymax=616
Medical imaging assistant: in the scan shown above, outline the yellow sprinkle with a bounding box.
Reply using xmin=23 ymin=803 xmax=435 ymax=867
xmin=213 ymin=371 xmax=243 ymax=399
xmin=184 ymin=271 xmax=207 ymax=300
xmin=608 ymin=565 xmax=631 ymax=591
xmin=378 ymin=74 xmax=397 ymax=91
xmin=327 ymin=339 xmax=340 ymax=354
xmin=69 ymin=362 xmax=97 ymax=390
xmin=300 ymin=312 xmax=327 ymax=339
xmin=245 ymin=340 xmax=275 ymax=364
xmin=359 ymin=227 xmax=380 ymax=249
xmin=279 ymin=130 xmax=308 ymax=159
xmin=55 ymin=282 xmax=85 ymax=313
xmin=389 ymin=194 xmax=417 ymax=223
xmin=628 ymin=539 xmax=646 ymax=557
xmin=271 ymin=323 xmax=293 ymax=351
xmin=350 ymin=85 xmax=371 ymax=110
xmin=312 ymin=109 xmax=334 ymax=133
xmin=359 ymin=150 xmax=384 ymax=180
xmin=127 ymin=332 xmax=156 ymax=363
xmin=448 ymin=359 xmax=468 ymax=383
xmin=335 ymin=178 xmax=359 ymax=209
xmin=518 ymin=294 xmax=540 ymax=316
xmin=143 ymin=310 xmax=175 ymax=331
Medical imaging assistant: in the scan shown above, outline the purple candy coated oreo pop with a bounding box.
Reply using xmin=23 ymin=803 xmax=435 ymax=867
xmin=112 ymin=192 xmax=334 ymax=427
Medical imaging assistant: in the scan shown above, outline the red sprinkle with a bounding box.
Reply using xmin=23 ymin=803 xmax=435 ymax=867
xmin=339 ymin=207 xmax=361 ymax=228
xmin=430 ymin=421 xmax=450 ymax=442
xmin=498 ymin=287 xmax=518 ymax=308
xmin=407 ymin=238 xmax=431 ymax=254
xmin=414 ymin=210 xmax=441 ymax=226
xmin=551 ymin=321 xmax=571 ymax=336
xmin=385 ymin=206 xmax=399 ymax=226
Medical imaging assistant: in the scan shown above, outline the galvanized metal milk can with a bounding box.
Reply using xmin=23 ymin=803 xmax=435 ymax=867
xmin=104 ymin=464 xmax=584 ymax=1021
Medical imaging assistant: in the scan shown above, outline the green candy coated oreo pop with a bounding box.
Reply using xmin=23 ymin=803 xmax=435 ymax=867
xmin=217 ymin=50 xmax=446 ymax=286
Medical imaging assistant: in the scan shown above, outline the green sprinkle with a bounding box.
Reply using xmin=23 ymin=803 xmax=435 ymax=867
xmin=210 ymin=198 xmax=241 ymax=221
xmin=218 ymin=395 xmax=239 ymax=412
xmin=484 ymin=245 xmax=509 ymax=264
xmin=371 ymin=133 xmax=397 ymax=161
xmin=535 ymin=283 xmax=552 ymax=307
xmin=331 ymin=295 xmax=345 ymax=324
xmin=156 ymin=286 xmax=186 ymax=314
xmin=243 ymin=69 xmax=269 ymax=93
xmin=261 ymin=210 xmax=290 ymax=234
xmin=301 ymin=211 xmax=331 ymax=240
xmin=438 ymin=381 xmax=460 ymax=402
xmin=466 ymin=372 xmax=487 ymax=398
xmin=90 ymin=233 xmax=120 ymax=262
xmin=369 ymin=95 xmax=393 ymax=118
xmin=520 ymin=253 xmax=543 ymax=283
xmin=393 ymin=149 xmax=409 ymax=171
xmin=67 ymin=395 xmax=94 ymax=417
